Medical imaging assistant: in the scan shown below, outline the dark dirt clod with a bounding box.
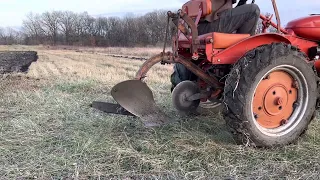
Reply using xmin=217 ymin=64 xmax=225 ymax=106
xmin=0 ymin=51 xmax=38 ymax=74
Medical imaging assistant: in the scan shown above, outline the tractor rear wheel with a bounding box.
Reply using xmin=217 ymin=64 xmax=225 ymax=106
xmin=223 ymin=43 xmax=318 ymax=147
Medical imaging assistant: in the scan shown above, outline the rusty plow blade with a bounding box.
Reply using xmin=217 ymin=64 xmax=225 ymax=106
xmin=111 ymin=80 xmax=171 ymax=127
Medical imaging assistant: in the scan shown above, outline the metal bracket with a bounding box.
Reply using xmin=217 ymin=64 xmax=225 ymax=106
xmin=186 ymin=93 xmax=208 ymax=101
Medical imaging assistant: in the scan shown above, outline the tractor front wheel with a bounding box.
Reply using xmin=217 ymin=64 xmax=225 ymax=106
xmin=223 ymin=43 xmax=318 ymax=147
xmin=172 ymin=80 xmax=200 ymax=114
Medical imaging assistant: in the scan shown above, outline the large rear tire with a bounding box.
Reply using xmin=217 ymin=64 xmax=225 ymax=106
xmin=223 ymin=43 xmax=318 ymax=147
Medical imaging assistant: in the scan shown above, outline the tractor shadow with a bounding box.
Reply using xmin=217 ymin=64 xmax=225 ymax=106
xmin=117 ymin=104 xmax=236 ymax=146
xmin=93 ymin=101 xmax=236 ymax=146
xmin=167 ymin=107 xmax=236 ymax=146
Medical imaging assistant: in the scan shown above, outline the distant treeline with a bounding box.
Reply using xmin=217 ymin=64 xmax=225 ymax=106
xmin=0 ymin=10 xmax=274 ymax=47
xmin=0 ymin=10 xmax=171 ymax=47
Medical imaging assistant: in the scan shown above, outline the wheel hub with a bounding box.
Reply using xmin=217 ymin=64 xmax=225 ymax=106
xmin=172 ymin=81 xmax=201 ymax=113
xmin=264 ymin=85 xmax=288 ymax=116
xmin=253 ymin=71 xmax=298 ymax=129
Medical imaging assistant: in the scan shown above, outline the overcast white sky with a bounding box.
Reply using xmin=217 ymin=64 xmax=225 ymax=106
xmin=0 ymin=0 xmax=318 ymax=27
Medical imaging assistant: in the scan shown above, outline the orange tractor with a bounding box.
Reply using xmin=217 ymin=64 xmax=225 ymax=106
xmin=96 ymin=0 xmax=320 ymax=147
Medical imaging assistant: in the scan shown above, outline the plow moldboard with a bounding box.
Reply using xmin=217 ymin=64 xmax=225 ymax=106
xmin=111 ymin=80 xmax=171 ymax=127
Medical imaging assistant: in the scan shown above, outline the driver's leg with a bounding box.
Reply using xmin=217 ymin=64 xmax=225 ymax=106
xmin=217 ymin=4 xmax=260 ymax=35
xmin=196 ymin=4 xmax=260 ymax=35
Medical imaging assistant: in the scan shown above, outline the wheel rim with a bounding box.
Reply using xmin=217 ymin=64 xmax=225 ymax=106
xmin=251 ymin=65 xmax=309 ymax=137
xmin=172 ymin=81 xmax=200 ymax=112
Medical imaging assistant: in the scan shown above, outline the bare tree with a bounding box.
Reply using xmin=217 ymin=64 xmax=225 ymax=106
xmin=58 ymin=11 xmax=76 ymax=45
xmin=20 ymin=9 xmax=170 ymax=47
xmin=0 ymin=27 xmax=5 ymax=44
xmin=41 ymin=11 xmax=60 ymax=45
xmin=22 ymin=12 xmax=45 ymax=44
xmin=91 ymin=17 xmax=109 ymax=46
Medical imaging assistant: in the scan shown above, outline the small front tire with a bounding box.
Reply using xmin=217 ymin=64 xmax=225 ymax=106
xmin=172 ymin=80 xmax=200 ymax=113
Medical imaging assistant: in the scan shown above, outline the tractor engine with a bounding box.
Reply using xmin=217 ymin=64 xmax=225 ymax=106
xmin=286 ymin=15 xmax=320 ymax=41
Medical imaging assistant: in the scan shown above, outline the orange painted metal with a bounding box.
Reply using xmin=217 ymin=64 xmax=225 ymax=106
xmin=260 ymin=14 xmax=288 ymax=34
xmin=253 ymin=71 xmax=298 ymax=129
xmin=284 ymin=35 xmax=318 ymax=57
xmin=285 ymin=35 xmax=319 ymax=55
xmin=271 ymin=0 xmax=282 ymax=33
xmin=206 ymin=33 xmax=291 ymax=64
xmin=182 ymin=0 xmax=212 ymax=18
xmin=205 ymin=33 xmax=318 ymax=66
xmin=286 ymin=15 xmax=320 ymax=41
xmin=212 ymin=33 xmax=250 ymax=49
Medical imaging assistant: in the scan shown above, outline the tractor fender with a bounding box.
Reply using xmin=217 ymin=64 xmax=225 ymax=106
xmin=208 ymin=33 xmax=292 ymax=64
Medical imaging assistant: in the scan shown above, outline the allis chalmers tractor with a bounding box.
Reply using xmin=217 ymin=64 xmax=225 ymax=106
xmin=95 ymin=0 xmax=320 ymax=147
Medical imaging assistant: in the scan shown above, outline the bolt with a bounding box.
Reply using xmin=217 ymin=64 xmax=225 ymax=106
xmin=263 ymin=74 xmax=270 ymax=80
xmin=292 ymin=80 xmax=299 ymax=89
xmin=293 ymin=102 xmax=300 ymax=109
xmin=276 ymin=97 xmax=283 ymax=105
xmin=280 ymin=119 xmax=288 ymax=126
xmin=254 ymin=113 xmax=259 ymax=119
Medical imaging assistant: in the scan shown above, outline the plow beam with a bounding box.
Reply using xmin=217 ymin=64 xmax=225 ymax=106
xmin=135 ymin=52 xmax=222 ymax=89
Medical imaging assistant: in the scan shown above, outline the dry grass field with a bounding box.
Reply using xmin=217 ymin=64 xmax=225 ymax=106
xmin=1 ymin=45 xmax=320 ymax=179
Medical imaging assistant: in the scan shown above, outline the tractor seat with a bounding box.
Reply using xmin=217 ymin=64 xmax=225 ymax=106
xmin=182 ymin=0 xmax=212 ymax=18
xmin=211 ymin=32 xmax=250 ymax=49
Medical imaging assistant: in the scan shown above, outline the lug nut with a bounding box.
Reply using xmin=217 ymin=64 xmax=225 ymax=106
xmin=280 ymin=119 xmax=288 ymax=126
xmin=275 ymin=97 xmax=283 ymax=105
xmin=293 ymin=102 xmax=300 ymax=109
xmin=263 ymin=74 xmax=270 ymax=80
xmin=292 ymin=80 xmax=299 ymax=89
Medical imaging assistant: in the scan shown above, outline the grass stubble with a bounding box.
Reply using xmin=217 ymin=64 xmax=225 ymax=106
xmin=0 ymin=45 xmax=320 ymax=179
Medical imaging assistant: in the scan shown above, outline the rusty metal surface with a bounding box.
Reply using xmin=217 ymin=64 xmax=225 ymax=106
xmin=135 ymin=51 xmax=222 ymax=89
xmin=175 ymin=56 xmax=222 ymax=89
xmin=180 ymin=12 xmax=200 ymax=57
xmin=271 ymin=0 xmax=281 ymax=33
xmin=169 ymin=11 xmax=200 ymax=58
xmin=260 ymin=15 xmax=288 ymax=34
xmin=169 ymin=12 xmax=191 ymax=39
xmin=135 ymin=52 xmax=174 ymax=80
